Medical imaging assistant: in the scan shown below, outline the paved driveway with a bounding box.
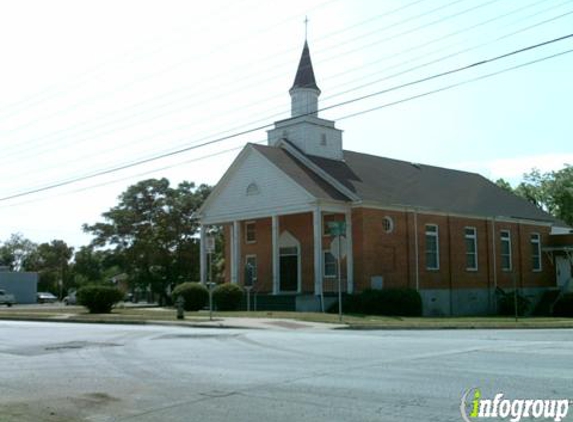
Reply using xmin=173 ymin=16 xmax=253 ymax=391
xmin=0 ymin=321 xmax=571 ymax=422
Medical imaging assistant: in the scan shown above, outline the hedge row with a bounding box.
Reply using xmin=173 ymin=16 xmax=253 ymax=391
xmin=329 ymin=288 xmax=423 ymax=316
xmin=172 ymin=282 xmax=244 ymax=311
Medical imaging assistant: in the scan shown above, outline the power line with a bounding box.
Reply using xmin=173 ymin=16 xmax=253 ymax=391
xmin=0 ymin=33 xmax=571 ymax=204
xmin=0 ymin=0 xmax=419 ymax=139
xmin=0 ymin=141 xmax=263 ymax=209
xmin=0 ymin=0 xmax=482 ymax=159
xmin=3 ymin=9 xmax=570 ymax=188
xmin=0 ymin=0 xmax=334 ymax=119
xmin=3 ymin=0 xmax=562 ymax=168
xmin=0 ymin=0 xmax=252 ymax=116
xmin=337 ymin=48 xmax=573 ymax=121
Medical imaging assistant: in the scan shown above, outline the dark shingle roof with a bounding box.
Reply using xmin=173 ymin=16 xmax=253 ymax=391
xmin=308 ymin=150 xmax=563 ymax=224
xmin=290 ymin=41 xmax=320 ymax=92
xmin=252 ymin=144 xmax=348 ymax=201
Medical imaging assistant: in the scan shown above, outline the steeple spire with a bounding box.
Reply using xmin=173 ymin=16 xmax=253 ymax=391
xmin=290 ymin=41 xmax=320 ymax=92
xmin=289 ymin=40 xmax=320 ymax=117
xmin=267 ymin=33 xmax=344 ymax=160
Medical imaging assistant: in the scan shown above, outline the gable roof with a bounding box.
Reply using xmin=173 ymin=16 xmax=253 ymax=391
xmin=253 ymin=141 xmax=566 ymax=225
xmin=306 ymin=150 xmax=564 ymax=224
xmin=251 ymin=144 xmax=349 ymax=201
xmin=290 ymin=41 xmax=320 ymax=92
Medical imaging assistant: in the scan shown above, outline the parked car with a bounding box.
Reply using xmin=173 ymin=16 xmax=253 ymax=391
xmin=63 ymin=291 xmax=77 ymax=306
xmin=37 ymin=292 xmax=58 ymax=304
xmin=0 ymin=289 xmax=16 ymax=307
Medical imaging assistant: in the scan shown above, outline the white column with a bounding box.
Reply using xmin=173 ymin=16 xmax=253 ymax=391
xmin=272 ymin=215 xmax=279 ymax=295
xmin=232 ymin=221 xmax=241 ymax=284
xmin=313 ymin=207 xmax=323 ymax=295
xmin=200 ymin=225 xmax=207 ymax=285
xmin=345 ymin=209 xmax=354 ymax=294
xmin=229 ymin=223 xmax=234 ymax=284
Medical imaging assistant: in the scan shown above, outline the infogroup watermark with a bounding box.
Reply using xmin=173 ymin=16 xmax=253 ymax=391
xmin=461 ymin=388 xmax=571 ymax=422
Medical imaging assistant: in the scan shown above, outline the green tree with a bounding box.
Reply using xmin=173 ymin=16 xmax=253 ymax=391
xmin=494 ymin=178 xmax=513 ymax=193
xmin=0 ymin=233 xmax=37 ymax=271
xmin=71 ymin=246 xmax=119 ymax=286
xmin=515 ymin=166 xmax=573 ymax=226
xmin=83 ymin=178 xmax=211 ymax=302
xmin=495 ymin=166 xmax=573 ymax=226
xmin=25 ymin=240 xmax=74 ymax=296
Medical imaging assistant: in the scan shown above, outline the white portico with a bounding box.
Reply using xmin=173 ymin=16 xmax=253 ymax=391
xmin=197 ymin=142 xmax=354 ymax=296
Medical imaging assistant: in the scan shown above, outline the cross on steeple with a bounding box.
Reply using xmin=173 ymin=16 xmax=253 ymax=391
xmin=304 ymin=16 xmax=308 ymax=41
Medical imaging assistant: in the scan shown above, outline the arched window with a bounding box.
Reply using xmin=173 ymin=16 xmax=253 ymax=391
xmin=246 ymin=182 xmax=260 ymax=196
xmin=383 ymin=216 xmax=394 ymax=233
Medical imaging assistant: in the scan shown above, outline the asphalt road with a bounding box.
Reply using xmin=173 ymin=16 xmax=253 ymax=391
xmin=0 ymin=321 xmax=572 ymax=422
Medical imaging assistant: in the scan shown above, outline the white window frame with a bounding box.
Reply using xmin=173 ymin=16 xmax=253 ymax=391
xmin=245 ymin=254 xmax=257 ymax=286
xmin=323 ymin=250 xmax=337 ymax=278
xmin=425 ymin=224 xmax=440 ymax=270
xmin=383 ymin=216 xmax=394 ymax=234
xmin=531 ymin=232 xmax=542 ymax=272
xmin=245 ymin=221 xmax=256 ymax=244
xmin=500 ymin=230 xmax=512 ymax=271
xmin=465 ymin=227 xmax=478 ymax=271
xmin=246 ymin=182 xmax=260 ymax=196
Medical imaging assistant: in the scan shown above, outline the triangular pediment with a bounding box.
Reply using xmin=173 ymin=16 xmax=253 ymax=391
xmin=199 ymin=145 xmax=316 ymax=224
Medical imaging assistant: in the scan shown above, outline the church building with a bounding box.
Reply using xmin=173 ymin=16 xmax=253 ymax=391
xmin=197 ymin=41 xmax=571 ymax=315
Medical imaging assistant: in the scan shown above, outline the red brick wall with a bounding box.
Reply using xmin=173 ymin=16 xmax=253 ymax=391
xmin=352 ymin=208 xmax=411 ymax=291
xmin=352 ymin=208 xmax=555 ymax=291
xmin=222 ymin=213 xmax=315 ymax=293
xmin=221 ymin=208 xmax=555 ymax=293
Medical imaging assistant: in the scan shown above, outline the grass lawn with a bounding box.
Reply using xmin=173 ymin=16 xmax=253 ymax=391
xmin=0 ymin=305 xmax=572 ymax=328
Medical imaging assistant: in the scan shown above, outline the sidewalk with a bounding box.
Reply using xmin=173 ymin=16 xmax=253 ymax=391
xmin=164 ymin=316 xmax=347 ymax=330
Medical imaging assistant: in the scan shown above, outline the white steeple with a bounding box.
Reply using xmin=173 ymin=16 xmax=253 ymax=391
xmin=289 ymin=41 xmax=321 ymax=117
xmin=267 ymin=40 xmax=344 ymax=161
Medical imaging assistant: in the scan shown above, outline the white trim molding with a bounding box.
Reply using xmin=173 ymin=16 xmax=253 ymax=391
xmin=232 ymin=221 xmax=241 ymax=284
xmin=200 ymin=225 xmax=207 ymax=284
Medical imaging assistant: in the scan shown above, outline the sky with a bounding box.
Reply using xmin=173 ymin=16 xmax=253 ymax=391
xmin=0 ymin=0 xmax=572 ymax=248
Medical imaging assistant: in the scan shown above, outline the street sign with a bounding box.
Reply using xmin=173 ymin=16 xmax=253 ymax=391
xmin=206 ymin=236 xmax=215 ymax=252
xmin=330 ymin=236 xmax=347 ymax=259
xmin=327 ymin=221 xmax=346 ymax=236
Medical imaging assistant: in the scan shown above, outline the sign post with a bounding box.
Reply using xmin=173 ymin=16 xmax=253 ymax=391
xmin=206 ymin=235 xmax=215 ymax=321
xmin=328 ymin=221 xmax=346 ymax=323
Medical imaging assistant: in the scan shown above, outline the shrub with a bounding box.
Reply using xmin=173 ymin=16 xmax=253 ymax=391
xmin=553 ymin=293 xmax=573 ymax=317
xmin=327 ymin=294 xmax=363 ymax=314
xmin=213 ymin=283 xmax=244 ymax=311
xmin=172 ymin=282 xmax=208 ymax=311
xmin=363 ymin=288 xmax=422 ymax=316
xmin=497 ymin=290 xmax=530 ymax=316
xmin=77 ymin=285 xmax=124 ymax=314
xmin=532 ymin=289 xmax=560 ymax=316
xmin=328 ymin=288 xmax=422 ymax=316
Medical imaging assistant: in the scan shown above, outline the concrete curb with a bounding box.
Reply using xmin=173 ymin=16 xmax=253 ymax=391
xmin=1 ymin=315 xmax=572 ymax=330
xmin=0 ymin=316 xmax=345 ymax=330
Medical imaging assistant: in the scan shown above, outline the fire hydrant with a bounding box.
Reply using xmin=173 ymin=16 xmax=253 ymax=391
xmin=176 ymin=296 xmax=185 ymax=320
